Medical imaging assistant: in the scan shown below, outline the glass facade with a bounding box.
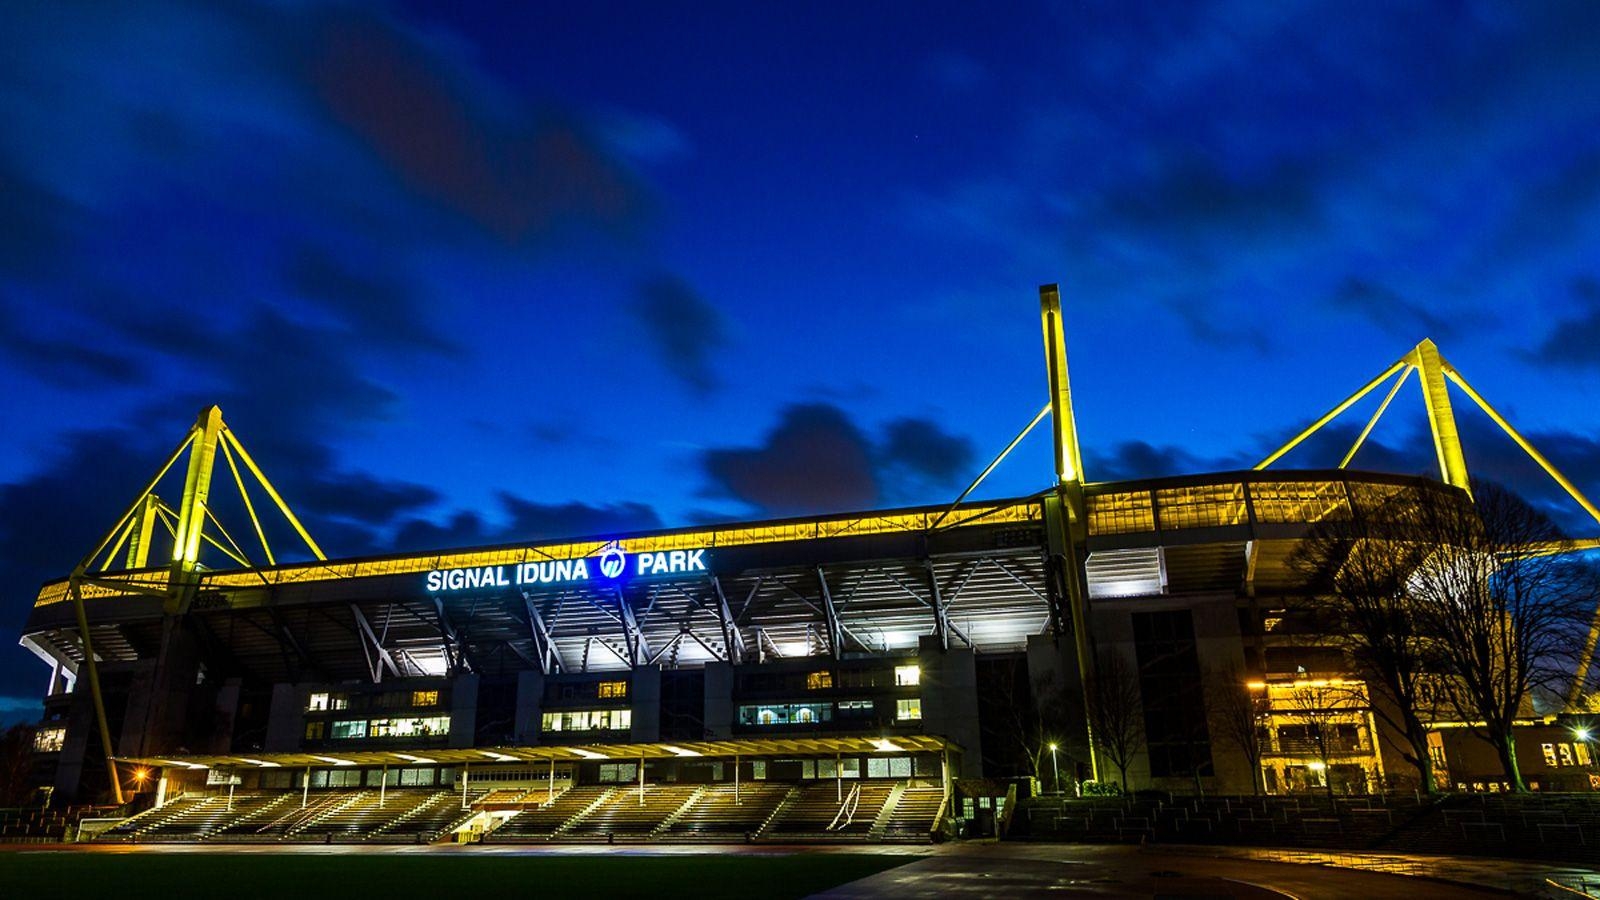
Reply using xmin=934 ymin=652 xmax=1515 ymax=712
xmin=738 ymin=702 xmax=832 ymax=726
xmin=542 ymin=708 xmax=632 ymax=732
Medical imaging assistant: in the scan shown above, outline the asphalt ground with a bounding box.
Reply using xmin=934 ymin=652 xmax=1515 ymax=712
xmin=0 ymin=839 xmax=1571 ymax=898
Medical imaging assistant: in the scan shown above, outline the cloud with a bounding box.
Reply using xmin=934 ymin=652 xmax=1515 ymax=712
xmin=1086 ymin=440 xmax=1247 ymax=483
xmin=392 ymin=495 xmax=659 ymax=551
xmin=1528 ymin=277 xmax=1600 ymax=369
xmin=703 ymin=404 xmax=879 ymax=515
xmin=878 ymin=418 xmax=975 ymax=488
xmin=1329 ymin=277 xmax=1465 ymax=343
xmin=285 ymin=245 xmax=455 ymax=352
xmin=310 ymin=12 xmax=648 ymax=244
xmin=700 ymin=404 xmax=978 ymax=516
xmin=0 ymin=294 xmax=142 ymax=388
xmin=631 ymin=275 xmax=729 ymax=394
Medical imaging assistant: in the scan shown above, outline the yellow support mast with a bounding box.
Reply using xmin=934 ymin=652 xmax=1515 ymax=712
xmin=1039 ymin=283 xmax=1098 ymax=781
xmin=1407 ymin=339 xmax=1472 ymax=494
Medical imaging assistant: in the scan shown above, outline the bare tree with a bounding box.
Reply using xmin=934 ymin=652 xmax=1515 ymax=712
xmin=1084 ymin=652 xmax=1144 ymax=793
xmin=1274 ymin=680 xmax=1363 ymax=797
xmin=1290 ymin=487 xmax=1446 ymax=793
xmin=1405 ymin=481 xmax=1593 ymax=792
xmin=0 ymin=724 xmax=38 ymax=807
xmin=1206 ymin=665 xmax=1268 ymax=794
xmin=978 ymin=657 xmax=1086 ymax=788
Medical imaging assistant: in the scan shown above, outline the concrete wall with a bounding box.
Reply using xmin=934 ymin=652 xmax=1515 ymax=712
xmin=630 ymin=667 xmax=661 ymax=742
xmin=702 ymin=662 xmax=734 ymax=739
xmin=449 ymin=673 xmax=479 ymax=749
xmin=263 ymin=683 xmax=304 ymax=752
xmin=918 ymin=638 xmax=982 ymax=777
xmin=513 ymin=670 xmax=545 ymax=745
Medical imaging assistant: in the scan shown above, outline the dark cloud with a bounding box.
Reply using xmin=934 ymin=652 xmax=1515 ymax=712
xmin=392 ymin=495 xmax=659 ymax=552
xmin=1164 ymin=296 xmax=1274 ymax=355
xmin=1330 ymin=278 xmax=1464 ymax=342
xmin=878 ymin=418 xmax=974 ymax=487
xmin=0 ymin=153 xmax=71 ymax=279
xmin=702 ymin=404 xmax=881 ymax=515
xmin=1098 ymin=154 xmax=1318 ymax=240
xmin=701 ymin=404 xmax=978 ymax=516
xmin=294 ymin=471 xmax=441 ymax=531
xmin=631 ymin=275 xmax=728 ymax=394
xmin=1528 ymin=277 xmax=1600 ymax=369
xmin=286 ymin=246 xmax=455 ymax=352
xmin=1086 ymin=440 xmax=1245 ymax=483
xmin=0 ymin=428 xmax=167 ymax=718
xmin=0 ymin=295 xmax=142 ymax=388
xmin=311 ymin=15 xmax=648 ymax=244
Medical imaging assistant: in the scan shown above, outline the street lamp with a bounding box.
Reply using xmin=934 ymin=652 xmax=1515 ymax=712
xmin=1048 ymin=743 xmax=1060 ymax=796
xmin=1572 ymin=726 xmax=1595 ymax=783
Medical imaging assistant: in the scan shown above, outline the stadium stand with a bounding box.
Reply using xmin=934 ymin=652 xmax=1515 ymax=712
xmin=486 ymin=786 xmax=614 ymax=841
xmin=562 ymin=784 xmax=704 ymax=839
xmin=661 ymin=783 xmax=792 ymax=839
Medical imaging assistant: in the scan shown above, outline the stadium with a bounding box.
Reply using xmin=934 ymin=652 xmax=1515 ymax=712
xmin=13 ymin=286 xmax=1600 ymax=845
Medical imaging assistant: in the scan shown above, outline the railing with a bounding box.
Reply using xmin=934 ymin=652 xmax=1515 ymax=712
xmin=828 ymin=783 xmax=861 ymax=831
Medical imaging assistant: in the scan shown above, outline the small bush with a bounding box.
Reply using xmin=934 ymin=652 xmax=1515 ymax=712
xmin=1080 ymin=780 xmax=1122 ymax=797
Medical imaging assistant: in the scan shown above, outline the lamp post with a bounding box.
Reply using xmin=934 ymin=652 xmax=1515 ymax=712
xmin=1048 ymin=743 xmax=1060 ymax=796
xmin=1573 ymin=726 xmax=1595 ymax=789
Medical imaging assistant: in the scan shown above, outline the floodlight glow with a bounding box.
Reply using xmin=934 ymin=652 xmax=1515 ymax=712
xmin=236 ymin=757 xmax=280 ymax=768
xmin=872 ymin=738 xmax=903 ymax=753
xmin=312 ymin=756 xmax=355 ymax=766
xmin=479 ymin=750 xmax=518 ymax=762
xmin=396 ymin=753 xmax=436 ymax=764
xmin=1576 ymin=728 xmax=1593 ymax=743
xmin=660 ymin=745 xmax=701 ymax=757
xmin=568 ymin=748 xmax=609 ymax=759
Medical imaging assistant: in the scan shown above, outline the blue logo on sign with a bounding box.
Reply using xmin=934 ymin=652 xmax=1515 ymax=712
xmin=598 ymin=547 xmax=627 ymax=579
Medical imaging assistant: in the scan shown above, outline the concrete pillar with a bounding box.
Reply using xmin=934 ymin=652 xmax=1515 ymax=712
xmin=263 ymin=683 xmax=305 ymax=752
xmin=918 ymin=637 xmax=984 ymax=778
xmin=702 ymin=662 xmax=734 ymax=738
xmin=449 ymin=674 xmax=479 ymax=748
xmin=630 ymin=667 xmax=661 ymax=743
xmin=514 ymin=670 xmax=546 ymax=745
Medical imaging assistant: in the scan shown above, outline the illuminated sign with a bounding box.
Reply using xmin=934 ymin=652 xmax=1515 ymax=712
xmin=425 ymin=548 xmax=706 ymax=593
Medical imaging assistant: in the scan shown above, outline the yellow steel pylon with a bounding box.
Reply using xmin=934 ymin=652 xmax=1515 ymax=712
xmin=64 ymin=405 xmax=324 ymax=804
xmin=1257 ymin=339 xmax=1600 ymax=706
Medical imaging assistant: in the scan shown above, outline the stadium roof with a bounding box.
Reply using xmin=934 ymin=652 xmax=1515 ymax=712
xmin=119 ymin=735 xmax=960 ymax=770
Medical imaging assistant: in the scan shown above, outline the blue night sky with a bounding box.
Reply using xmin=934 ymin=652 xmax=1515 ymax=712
xmin=2 ymin=1 xmax=1599 ymax=719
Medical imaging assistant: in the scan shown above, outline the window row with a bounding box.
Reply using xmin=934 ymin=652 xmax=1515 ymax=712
xmin=309 ymin=716 xmax=451 ymax=741
xmin=542 ymin=708 xmax=632 ymax=732
xmin=738 ymin=698 xmax=921 ymax=726
xmin=307 ymin=689 xmax=441 ymax=713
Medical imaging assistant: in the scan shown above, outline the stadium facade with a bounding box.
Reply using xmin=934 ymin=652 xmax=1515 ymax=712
xmin=16 ymin=286 xmax=1600 ymax=841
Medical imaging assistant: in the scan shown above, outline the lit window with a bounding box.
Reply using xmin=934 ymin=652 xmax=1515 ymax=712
xmin=1559 ymin=744 xmax=1576 ymax=767
xmin=307 ymin=692 xmax=348 ymax=711
xmin=807 ymin=670 xmax=833 ymax=690
xmin=1542 ymin=743 xmax=1560 ymax=767
xmin=330 ymin=720 xmax=368 ymax=740
xmin=894 ymin=665 xmax=921 ymax=687
xmin=367 ymin=716 xmax=449 ymax=738
xmin=304 ymin=721 xmax=326 ymax=741
xmin=896 ymin=698 xmax=922 ymax=721
xmin=33 ymin=726 xmax=66 ymax=753
xmin=597 ymin=681 xmax=628 ymax=699
xmin=1580 ymin=744 xmax=1593 ymax=767
xmin=411 ymin=690 xmax=440 ymax=708
xmin=738 ymin=703 xmax=833 ymax=726
xmin=541 ymin=709 xmax=632 ymax=732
